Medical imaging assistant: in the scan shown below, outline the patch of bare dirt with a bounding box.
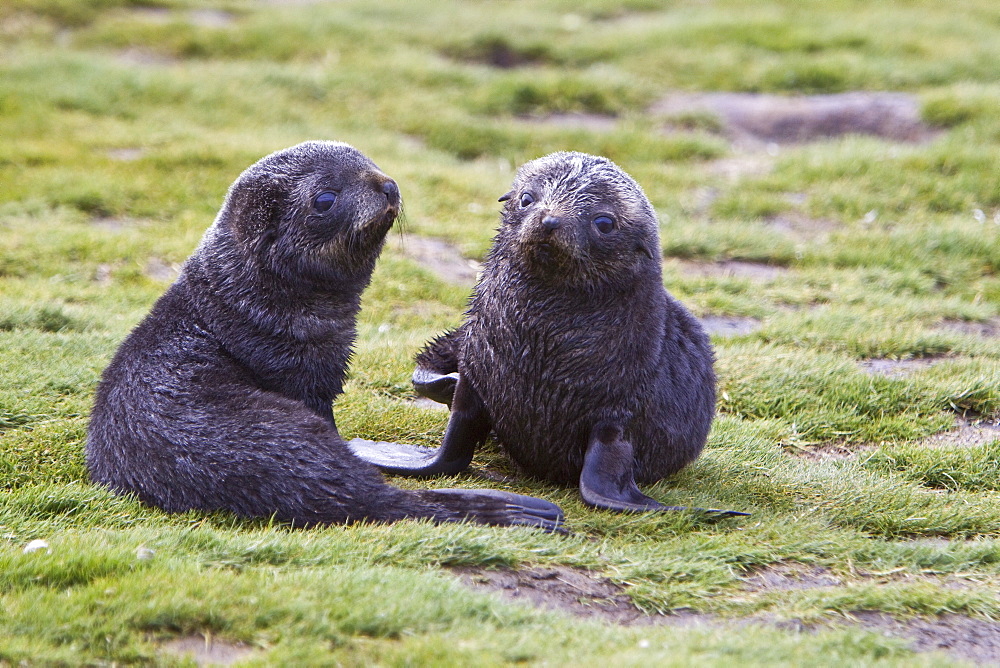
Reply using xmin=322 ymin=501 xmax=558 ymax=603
xmin=940 ymin=317 xmax=1000 ymax=339
xmin=699 ymin=315 xmax=762 ymax=338
xmin=652 ymin=92 xmax=936 ymax=146
xmin=916 ymin=416 xmax=1000 ymax=449
xmin=671 ymin=259 xmax=789 ymax=282
xmin=519 ymin=112 xmax=618 ymax=132
xmin=91 ymin=216 xmax=132 ymax=231
xmin=858 ymin=357 xmax=944 ymax=379
xmin=453 ymin=565 xmax=713 ymax=627
xmin=187 ymin=10 xmax=236 ymax=28
xmin=130 ymin=7 xmax=235 ymax=28
xmin=158 ymin=636 xmax=255 ymax=666
xmin=106 ymin=147 xmax=145 ymax=162
xmin=145 ymin=257 xmax=180 ymax=282
xmin=411 ymin=397 xmax=448 ymax=411
xmin=849 ymin=612 xmax=1000 ymax=666
xmin=261 ymin=0 xmax=335 ymax=5
xmin=116 ymin=48 xmax=177 ymax=67
xmin=792 ymin=442 xmax=863 ymax=461
xmin=397 ymin=236 xmax=481 ymax=286
xmin=706 ymin=152 xmax=776 ymax=182
xmin=742 ymin=564 xmax=842 ymax=592
xmin=94 ymin=264 xmax=113 ymax=286
xmin=455 ymin=565 xmax=999 ymax=662
xmin=765 ymin=211 xmax=839 ymax=243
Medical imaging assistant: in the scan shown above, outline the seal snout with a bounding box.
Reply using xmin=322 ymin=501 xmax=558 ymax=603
xmin=380 ymin=178 xmax=400 ymax=207
xmin=541 ymin=215 xmax=561 ymax=231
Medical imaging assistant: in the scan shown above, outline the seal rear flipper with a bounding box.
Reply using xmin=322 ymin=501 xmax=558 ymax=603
xmin=350 ymin=375 xmax=490 ymax=477
xmin=412 ymin=367 xmax=459 ymax=406
xmin=420 ymin=488 xmax=564 ymax=532
xmin=413 ymin=328 xmax=465 ymax=406
xmin=579 ymin=423 xmax=749 ymax=517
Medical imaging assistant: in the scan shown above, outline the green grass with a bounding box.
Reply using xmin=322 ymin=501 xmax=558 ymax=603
xmin=3 ymin=0 xmax=1000 ymax=664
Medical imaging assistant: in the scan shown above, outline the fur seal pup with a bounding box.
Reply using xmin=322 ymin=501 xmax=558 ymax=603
xmin=86 ymin=141 xmax=563 ymax=530
xmin=351 ymin=152 xmax=746 ymax=515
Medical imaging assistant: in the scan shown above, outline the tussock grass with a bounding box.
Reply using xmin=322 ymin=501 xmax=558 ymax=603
xmin=3 ymin=0 xmax=1000 ymax=664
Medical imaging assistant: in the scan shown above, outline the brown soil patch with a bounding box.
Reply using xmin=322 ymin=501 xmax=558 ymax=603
xmin=792 ymin=442 xmax=863 ymax=460
xmin=671 ymin=259 xmax=789 ymax=282
xmin=397 ymin=236 xmax=481 ymax=286
xmin=91 ymin=216 xmax=131 ymax=231
xmin=94 ymin=263 xmax=113 ymax=285
xmin=453 ymin=565 xmax=640 ymax=623
xmin=653 ymin=92 xmax=935 ymax=146
xmin=848 ymin=612 xmax=1000 ymax=665
xmin=742 ymin=564 xmax=842 ymax=592
xmin=187 ymin=10 xmax=236 ymax=28
xmin=916 ymin=416 xmax=1000 ymax=449
xmin=411 ymin=397 xmax=448 ymax=411
xmin=699 ymin=315 xmax=762 ymax=338
xmin=158 ymin=636 xmax=255 ymax=666
xmin=706 ymin=153 xmax=776 ymax=182
xmin=455 ymin=565 xmax=998 ymax=662
xmin=519 ymin=112 xmax=618 ymax=132
xmin=106 ymin=147 xmax=145 ymax=162
xmin=131 ymin=7 xmax=234 ymax=28
xmin=940 ymin=317 xmax=1000 ymax=339
xmin=115 ymin=48 xmax=177 ymax=67
xmin=857 ymin=357 xmax=943 ymax=379
xmin=765 ymin=211 xmax=839 ymax=243
xmin=453 ymin=565 xmax=712 ymax=626
xmin=261 ymin=0 xmax=334 ymax=5
xmin=145 ymin=257 xmax=180 ymax=282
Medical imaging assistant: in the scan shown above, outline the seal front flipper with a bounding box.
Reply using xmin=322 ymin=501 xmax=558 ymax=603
xmin=579 ymin=423 xmax=749 ymax=516
xmin=349 ymin=376 xmax=490 ymax=476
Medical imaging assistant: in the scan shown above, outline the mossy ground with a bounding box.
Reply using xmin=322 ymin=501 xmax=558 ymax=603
xmin=2 ymin=0 xmax=1000 ymax=665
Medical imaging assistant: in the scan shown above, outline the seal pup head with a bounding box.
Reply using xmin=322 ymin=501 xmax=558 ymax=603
xmin=493 ymin=151 xmax=660 ymax=286
xmin=204 ymin=140 xmax=401 ymax=288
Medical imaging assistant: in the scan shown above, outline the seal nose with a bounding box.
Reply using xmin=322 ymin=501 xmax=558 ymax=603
xmin=381 ymin=179 xmax=400 ymax=206
xmin=541 ymin=215 xmax=561 ymax=231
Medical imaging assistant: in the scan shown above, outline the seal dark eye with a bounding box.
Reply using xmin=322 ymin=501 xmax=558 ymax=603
xmin=519 ymin=192 xmax=534 ymax=208
xmin=313 ymin=191 xmax=338 ymax=213
xmin=594 ymin=215 xmax=615 ymax=234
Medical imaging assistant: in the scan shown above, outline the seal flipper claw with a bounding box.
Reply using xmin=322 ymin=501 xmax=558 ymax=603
xmin=579 ymin=423 xmax=749 ymax=516
xmin=350 ymin=376 xmax=490 ymax=477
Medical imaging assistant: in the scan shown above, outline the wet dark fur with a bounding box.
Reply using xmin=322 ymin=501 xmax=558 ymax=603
xmin=87 ymin=141 xmax=544 ymax=526
xmin=419 ymin=152 xmax=715 ymax=485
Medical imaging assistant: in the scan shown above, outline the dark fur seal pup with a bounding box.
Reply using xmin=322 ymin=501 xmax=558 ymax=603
xmin=351 ymin=152 xmax=746 ymax=515
xmin=86 ymin=141 xmax=563 ymax=530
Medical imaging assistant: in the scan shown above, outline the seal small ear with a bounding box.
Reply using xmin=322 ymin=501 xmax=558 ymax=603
xmin=498 ymin=191 xmax=513 ymax=203
xmin=224 ymin=169 xmax=287 ymax=245
xmin=638 ymin=240 xmax=658 ymax=260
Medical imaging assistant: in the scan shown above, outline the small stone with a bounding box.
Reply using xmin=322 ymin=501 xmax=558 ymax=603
xmin=136 ymin=546 xmax=155 ymax=561
xmin=23 ymin=539 xmax=49 ymax=554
